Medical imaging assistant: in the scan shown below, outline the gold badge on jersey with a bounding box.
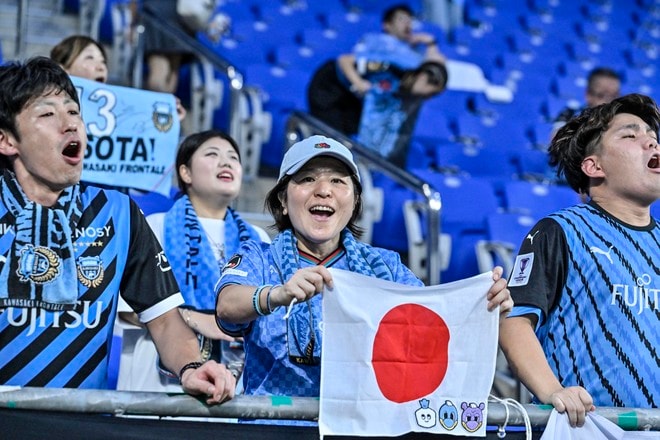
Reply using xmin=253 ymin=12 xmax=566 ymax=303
xmin=17 ymin=245 xmax=60 ymax=284
xmin=77 ymin=256 xmax=104 ymax=288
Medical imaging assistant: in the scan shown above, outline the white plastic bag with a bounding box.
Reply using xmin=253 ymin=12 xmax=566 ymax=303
xmin=176 ymin=0 xmax=215 ymax=32
xmin=541 ymin=409 xmax=658 ymax=439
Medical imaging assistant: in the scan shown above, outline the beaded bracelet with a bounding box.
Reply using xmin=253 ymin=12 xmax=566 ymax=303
xmin=266 ymin=284 xmax=283 ymax=313
xmin=252 ymin=285 xmax=271 ymax=316
xmin=178 ymin=361 xmax=204 ymax=384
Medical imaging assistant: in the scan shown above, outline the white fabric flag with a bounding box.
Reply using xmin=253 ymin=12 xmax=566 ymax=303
xmin=541 ymin=409 xmax=659 ymax=440
xmin=319 ymin=269 xmax=499 ymax=438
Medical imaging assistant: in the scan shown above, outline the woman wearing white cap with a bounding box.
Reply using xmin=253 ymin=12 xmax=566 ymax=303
xmin=215 ymin=135 xmax=512 ymax=421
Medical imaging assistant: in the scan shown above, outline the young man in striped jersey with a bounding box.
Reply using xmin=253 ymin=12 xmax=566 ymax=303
xmin=500 ymin=93 xmax=659 ymax=427
xmin=0 ymin=57 xmax=235 ymax=403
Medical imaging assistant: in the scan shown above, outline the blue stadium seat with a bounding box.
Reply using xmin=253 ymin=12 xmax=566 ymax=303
xmin=623 ymin=67 xmax=655 ymax=96
xmin=274 ymin=44 xmax=332 ymax=72
xmin=218 ymin=0 xmax=257 ymax=22
xmin=346 ymin=0 xmax=422 ymax=14
xmin=129 ymin=190 xmax=174 ymax=216
xmin=403 ymin=139 xmax=435 ymax=171
xmin=503 ymin=181 xmax=581 ymax=217
xmin=515 ymin=148 xmax=555 ymax=181
xmin=486 ymin=212 xmax=538 ymax=252
xmin=552 ymin=75 xmax=585 ymax=103
xmin=301 ymin=27 xmax=357 ymax=55
xmin=476 ymin=212 xmax=539 ymax=276
xmin=244 ymin=63 xmax=310 ymax=169
xmin=370 ymin=172 xmax=420 ymax=254
xmin=529 ymin=121 xmax=554 ymax=150
xmin=251 ymin=6 xmax=310 ymax=45
xmin=566 ymin=38 xmax=602 ymax=71
xmin=325 ymin=10 xmax=381 ymax=43
xmin=426 ymin=90 xmax=472 ymax=120
xmin=411 ymin=170 xmax=501 ymax=281
xmin=205 ymin=24 xmax=272 ymax=67
xmin=244 ymin=63 xmax=309 ymax=111
xmin=301 ymin=0 xmax=347 ymax=17
xmin=222 ymin=13 xmax=310 ymax=66
xmin=411 ymin=104 xmax=455 ymax=149
xmin=434 ymin=143 xmax=519 ymax=184
xmin=542 ymin=94 xmax=577 ymax=123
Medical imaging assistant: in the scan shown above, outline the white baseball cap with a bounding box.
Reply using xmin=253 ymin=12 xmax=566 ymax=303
xmin=278 ymin=135 xmax=360 ymax=182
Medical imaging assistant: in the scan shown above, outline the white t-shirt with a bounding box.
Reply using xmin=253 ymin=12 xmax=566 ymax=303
xmin=115 ymin=211 xmax=270 ymax=393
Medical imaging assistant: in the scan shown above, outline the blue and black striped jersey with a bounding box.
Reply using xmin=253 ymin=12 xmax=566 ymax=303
xmin=509 ymin=202 xmax=659 ymax=408
xmin=0 ymin=184 xmax=180 ymax=389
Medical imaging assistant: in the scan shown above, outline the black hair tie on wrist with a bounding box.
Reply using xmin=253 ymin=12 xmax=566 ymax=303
xmin=178 ymin=361 xmax=204 ymax=383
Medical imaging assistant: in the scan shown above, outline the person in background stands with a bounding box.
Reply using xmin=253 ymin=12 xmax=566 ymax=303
xmin=0 ymin=57 xmax=235 ymax=403
xmin=552 ymin=66 xmax=621 ymax=135
xmin=356 ymin=59 xmax=448 ymax=167
xmin=307 ymin=3 xmax=444 ymax=137
xmin=50 ymin=35 xmax=109 ymax=84
xmin=50 ymin=34 xmax=187 ymax=121
xmin=116 ymin=129 xmax=270 ymax=392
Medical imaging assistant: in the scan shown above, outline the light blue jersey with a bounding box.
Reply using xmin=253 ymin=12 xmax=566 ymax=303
xmin=508 ymin=203 xmax=659 ymax=407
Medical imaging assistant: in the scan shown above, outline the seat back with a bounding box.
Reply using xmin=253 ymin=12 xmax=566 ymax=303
xmin=503 ymin=181 xmax=581 ymax=217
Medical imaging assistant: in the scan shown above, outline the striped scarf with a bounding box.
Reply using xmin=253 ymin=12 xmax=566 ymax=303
xmin=0 ymin=170 xmax=82 ymax=311
xmin=164 ymin=195 xmax=261 ymax=310
xmin=271 ymin=229 xmax=395 ymax=363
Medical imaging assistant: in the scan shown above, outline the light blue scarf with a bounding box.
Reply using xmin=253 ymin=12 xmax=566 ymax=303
xmin=0 ymin=170 xmax=82 ymax=311
xmin=164 ymin=195 xmax=261 ymax=310
xmin=271 ymin=229 xmax=395 ymax=364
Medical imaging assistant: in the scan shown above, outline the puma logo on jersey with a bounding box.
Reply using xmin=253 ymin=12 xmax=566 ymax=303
xmin=526 ymin=231 xmax=540 ymax=245
xmin=590 ymin=245 xmax=614 ymax=264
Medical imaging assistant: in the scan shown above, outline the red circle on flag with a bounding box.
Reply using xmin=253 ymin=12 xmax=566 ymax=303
xmin=371 ymin=303 xmax=450 ymax=403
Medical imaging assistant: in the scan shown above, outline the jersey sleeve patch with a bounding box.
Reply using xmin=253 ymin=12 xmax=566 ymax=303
xmin=221 ymin=254 xmax=247 ymax=277
xmin=509 ymin=252 xmax=534 ymax=287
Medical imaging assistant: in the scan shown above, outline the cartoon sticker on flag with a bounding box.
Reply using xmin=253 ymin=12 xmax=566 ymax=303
xmin=319 ymin=269 xmax=499 ymax=437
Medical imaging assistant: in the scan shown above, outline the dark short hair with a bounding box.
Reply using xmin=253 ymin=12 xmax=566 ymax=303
xmin=265 ymin=162 xmax=364 ymax=237
xmin=175 ymin=129 xmax=241 ymax=194
xmin=587 ymin=66 xmax=621 ymax=92
xmin=50 ymin=35 xmax=107 ymax=70
xmin=400 ymin=60 xmax=448 ymax=95
xmin=0 ymin=57 xmax=80 ymax=170
xmin=550 ymin=93 xmax=660 ymax=194
xmin=382 ymin=3 xmax=414 ymax=23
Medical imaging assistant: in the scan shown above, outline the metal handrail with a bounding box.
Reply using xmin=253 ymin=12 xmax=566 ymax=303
xmin=2 ymin=387 xmax=659 ymax=431
xmin=285 ymin=111 xmax=443 ymax=285
xmin=137 ymin=6 xmax=243 ymax=131
xmin=15 ymin=0 xmax=28 ymax=59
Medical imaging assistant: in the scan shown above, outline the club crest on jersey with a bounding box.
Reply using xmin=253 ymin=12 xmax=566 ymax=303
xmin=16 ymin=245 xmax=61 ymax=284
xmin=223 ymin=254 xmax=242 ymax=271
xmin=152 ymin=101 xmax=174 ymax=132
xmin=77 ymin=256 xmax=105 ymax=288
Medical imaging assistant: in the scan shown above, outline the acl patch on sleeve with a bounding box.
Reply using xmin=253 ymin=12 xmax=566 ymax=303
xmin=509 ymin=253 xmax=534 ymax=287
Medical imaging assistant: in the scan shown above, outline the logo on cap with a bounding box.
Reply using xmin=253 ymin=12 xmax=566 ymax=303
xmin=315 ymin=142 xmax=331 ymax=149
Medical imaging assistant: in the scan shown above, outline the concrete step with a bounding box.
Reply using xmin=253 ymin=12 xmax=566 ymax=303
xmin=233 ymin=176 xmax=278 ymax=215
xmin=0 ymin=1 xmax=79 ymax=61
